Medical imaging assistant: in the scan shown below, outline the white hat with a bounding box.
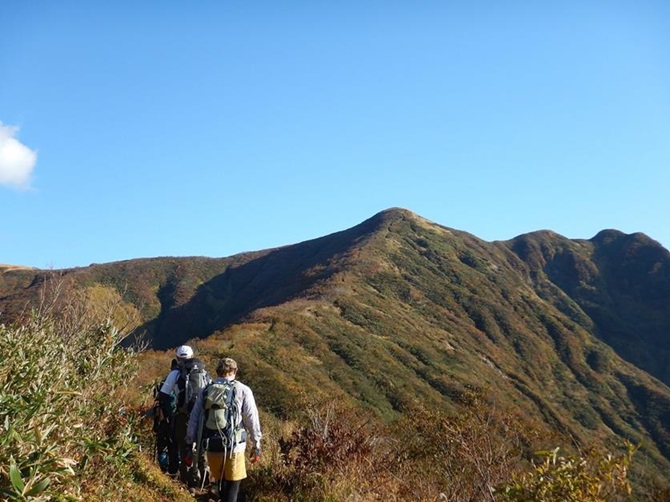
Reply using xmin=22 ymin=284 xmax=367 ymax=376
xmin=176 ymin=345 xmax=193 ymax=359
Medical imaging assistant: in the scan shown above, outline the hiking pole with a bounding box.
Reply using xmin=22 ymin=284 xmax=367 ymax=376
xmin=200 ymin=464 xmax=210 ymax=491
xmin=152 ymin=404 xmax=159 ymax=465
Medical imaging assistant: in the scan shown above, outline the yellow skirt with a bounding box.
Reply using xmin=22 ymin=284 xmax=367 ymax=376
xmin=207 ymin=451 xmax=247 ymax=481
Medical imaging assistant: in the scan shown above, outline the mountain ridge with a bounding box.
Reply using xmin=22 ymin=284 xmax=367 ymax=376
xmin=1 ymin=208 xmax=669 ymax=484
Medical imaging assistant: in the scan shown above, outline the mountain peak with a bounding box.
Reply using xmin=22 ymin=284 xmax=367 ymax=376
xmin=363 ymin=207 xmax=447 ymax=234
xmin=592 ymin=228 xmax=667 ymax=251
xmin=367 ymin=207 xmax=422 ymax=225
xmin=376 ymin=206 xmax=417 ymax=218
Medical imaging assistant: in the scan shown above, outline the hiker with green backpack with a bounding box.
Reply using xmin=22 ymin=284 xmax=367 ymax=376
xmin=186 ymin=357 xmax=262 ymax=502
xmin=158 ymin=345 xmax=211 ymax=483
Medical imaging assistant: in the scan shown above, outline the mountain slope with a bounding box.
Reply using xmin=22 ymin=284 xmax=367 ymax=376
xmin=509 ymin=228 xmax=670 ymax=385
xmin=1 ymin=208 xmax=669 ymax=483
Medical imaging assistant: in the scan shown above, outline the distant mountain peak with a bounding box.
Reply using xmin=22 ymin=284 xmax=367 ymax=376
xmin=591 ymin=228 xmax=667 ymax=251
xmin=0 ymin=264 xmax=36 ymax=272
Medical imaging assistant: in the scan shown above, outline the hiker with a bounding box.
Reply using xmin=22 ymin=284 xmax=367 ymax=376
xmin=152 ymin=370 xmax=176 ymax=472
xmin=158 ymin=345 xmax=211 ymax=483
xmin=186 ymin=357 xmax=262 ymax=502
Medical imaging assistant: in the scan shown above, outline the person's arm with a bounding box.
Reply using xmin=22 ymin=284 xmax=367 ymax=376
xmin=159 ymin=369 xmax=179 ymax=395
xmin=185 ymin=389 xmax=204 ymax=444
xmin=241 ymin=386 xmax=262 ymax=451
xmin=157 ymin=370 xmax=179 ymax=415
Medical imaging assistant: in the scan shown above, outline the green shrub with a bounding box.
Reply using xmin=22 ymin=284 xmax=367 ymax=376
xmin=0 ymin=311 xmax=139 ymax=500
xmin=496 ymin=444 xmax=635 ymax=502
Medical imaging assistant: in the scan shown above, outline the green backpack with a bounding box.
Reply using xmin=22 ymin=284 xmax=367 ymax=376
xmin=202 ymin=380 xmax=243 ymax=450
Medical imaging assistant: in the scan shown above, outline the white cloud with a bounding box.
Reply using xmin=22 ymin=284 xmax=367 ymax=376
xmin=0 ymin=122 xmax=37 ymax=189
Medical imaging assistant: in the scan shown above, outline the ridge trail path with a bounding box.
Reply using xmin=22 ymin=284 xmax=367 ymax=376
xmin=190 ymin=487 xmax=249 ymax=502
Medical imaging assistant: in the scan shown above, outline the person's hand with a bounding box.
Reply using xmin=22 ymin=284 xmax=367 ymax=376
xmin=250 ymin=447 xmax=260 ymax=464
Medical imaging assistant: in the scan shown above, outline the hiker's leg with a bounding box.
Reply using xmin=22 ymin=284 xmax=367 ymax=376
xmin=220 ymin=480 xmax=241 ymax=502
xmin=198 ymin=448 xmax=209 ymax=486
xmin=167 ymin=417 xmax=179 ymax=475
xmin=220 ymin=453 xmax=246 ymax=502
xmin=175 ymin=414 xmax=189 ymax=483
xmin=207 ymin=452 xmax=225 ymax=500
xmin=156 ymin=420 xmax=171 ymax=471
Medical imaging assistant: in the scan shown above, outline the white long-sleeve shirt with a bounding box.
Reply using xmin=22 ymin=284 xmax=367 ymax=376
xmin=186 ymin=377 xmax=262 ymax=454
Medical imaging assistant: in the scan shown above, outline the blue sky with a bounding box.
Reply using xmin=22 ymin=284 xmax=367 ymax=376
xmin=2 ymin=1 xmax=669 ymax=269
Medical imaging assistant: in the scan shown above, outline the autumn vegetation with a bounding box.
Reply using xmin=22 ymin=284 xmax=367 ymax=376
xmin=2 ymin=208 xmax=670 ymax=500
xmin=0 ymin=302 xmax=657 ymax=500
xmin=0 ymin=290 xmax=191 ymax=501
